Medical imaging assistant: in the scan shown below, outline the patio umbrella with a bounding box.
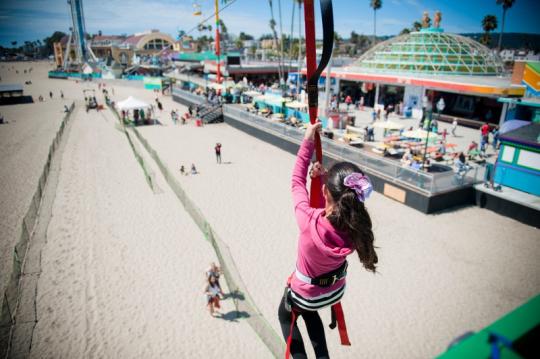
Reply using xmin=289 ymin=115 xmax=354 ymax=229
xmin=373 ymin=120 xmax=404 ymax=130
xmin=402 ymin=128 xmax=440 ymax=141
xmin=286 ymin=101 xmax=308 ymax=109
xmin=243 ymin=90 xmax=263 ymax=98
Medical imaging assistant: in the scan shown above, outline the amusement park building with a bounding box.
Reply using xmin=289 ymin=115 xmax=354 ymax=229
xmin=324 ymin=28 xmax=525 ymax=127
xmin=60 ymin=30 xmax=175 ymax=67
xmin=108 ymin=31 xmax=175 ymax=66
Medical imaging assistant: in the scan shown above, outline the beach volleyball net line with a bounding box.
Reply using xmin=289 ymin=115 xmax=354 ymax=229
xmin=103 ymin=104 xmax=284 ymax=356
xmin=0 ymin=102 xmax=76 ymax=357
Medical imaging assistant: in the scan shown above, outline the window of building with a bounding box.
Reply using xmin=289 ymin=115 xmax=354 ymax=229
xmin=501 ymin=146 xmax=515 ymax=163
xmin=517 ymin=149 xmax=540 ymax=171
xmin=143 ymin=38 xmax=171 ymax=50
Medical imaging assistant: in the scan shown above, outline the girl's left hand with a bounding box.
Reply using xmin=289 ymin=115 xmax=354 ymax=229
xmin=304 ymin=121 xmax=321 ymax=141
xmin=309 ymin=161 xmax=327 ymax=179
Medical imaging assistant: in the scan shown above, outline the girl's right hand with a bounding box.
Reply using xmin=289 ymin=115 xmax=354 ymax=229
xmin=304 ymin=121 xmax=322 ymax=142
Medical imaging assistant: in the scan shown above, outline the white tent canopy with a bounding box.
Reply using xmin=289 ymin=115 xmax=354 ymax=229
xmin=117 ymin=96 xmax=150 ymax=111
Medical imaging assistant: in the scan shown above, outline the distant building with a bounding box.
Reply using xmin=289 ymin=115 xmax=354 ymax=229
xmin=321 ymin=27 xmax=525 ymax=127
xmin=90 ymin=35 xmax=126 ymax=59
xmin=260 ymin=39 xmax=278 ymax=50
xmin=242 ymin=40 xmax=257 ymax=49
xmin=112 ymin=30 xmax=175 ymax=66
xmin=499 ymin=49 xmax=540 ymax=62
xmin=173 ymin=36 xmax=197 ymax=53
xmin=59 ymin=30 xmax=175 ymax=67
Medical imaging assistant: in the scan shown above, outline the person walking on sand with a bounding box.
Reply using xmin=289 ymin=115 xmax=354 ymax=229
xmin=49 ymin=91 xmax=53 ymax=99
xmin=451 ymin=118 xmax=458 ymax=136
xmin=480 ymin=122 xmax=490 ymax=145
xmin=214 ymin=143 xmax=222 ymax=164
xmin=180 ymin=165 xmax=186 ymax=176
xmin=278 ymin=121 xmax=378 ymax=358
xmin=60 ymin=91 xmax=64 ymax=99
xmin=204 ymin=276 xmax=221 ymax=317
xmin=191 ymin=164 xmax=198 ymax=175
xmin=206 ymin=262 xmax=224 ymax=297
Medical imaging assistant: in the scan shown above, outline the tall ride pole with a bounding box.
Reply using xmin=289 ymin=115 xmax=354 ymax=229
xmin=215 ymin=0 xmax=221 ymax=84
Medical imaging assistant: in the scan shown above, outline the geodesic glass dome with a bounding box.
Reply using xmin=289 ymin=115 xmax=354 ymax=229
xmin=353 ymin=29 xmax=505 ymax=76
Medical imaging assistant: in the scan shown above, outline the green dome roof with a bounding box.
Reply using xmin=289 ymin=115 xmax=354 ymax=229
xmin=353 ymin=29 xmax=505 ymax=76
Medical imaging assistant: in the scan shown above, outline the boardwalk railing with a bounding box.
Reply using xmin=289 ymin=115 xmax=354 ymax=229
xmin=172 ymin=87 xmax=206 ymax=106
xmin=223 ymin=105 xmax=483 ymax=195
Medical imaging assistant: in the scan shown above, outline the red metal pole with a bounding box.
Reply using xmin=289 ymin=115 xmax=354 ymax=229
xmin=304 ymin=0 xmax=324 ymax=208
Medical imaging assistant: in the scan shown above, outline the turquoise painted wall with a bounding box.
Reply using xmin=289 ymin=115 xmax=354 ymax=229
xmin=494 ymin=163 xmax=540 ymax=196
xmin=494 ymin=143 xmax=540 ymax=195
xmin=48 ymin=71 xmax=102 ymax=79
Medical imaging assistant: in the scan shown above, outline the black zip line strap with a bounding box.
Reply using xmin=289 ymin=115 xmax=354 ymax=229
xmin=307 ymin=0 xmax=334 ymax=108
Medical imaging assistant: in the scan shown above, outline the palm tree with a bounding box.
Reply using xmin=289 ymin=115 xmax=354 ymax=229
xmin=496 ymin=0 xmax=516 ymax=51
xmin=399 ymin=28 xmax=411 ymax=35
xmin=481 ymin=15 xmax=498 ymax=47
xmin=288 ymin=1 xmax=298 ymax=71
xmin=295 ymin=0 xmax=303 ymax=95
xmin=370 ymin=0 xmax=382 ymax=44
xmin=268 ymin=0 xmax=283 ymax=82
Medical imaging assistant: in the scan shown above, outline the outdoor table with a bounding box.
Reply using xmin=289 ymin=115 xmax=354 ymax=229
xmin=349 ymin=139 xmax=363 ymax=147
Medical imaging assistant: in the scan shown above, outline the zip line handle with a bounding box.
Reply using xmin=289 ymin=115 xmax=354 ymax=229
xmin=306 ymin=0 xmax=334 ymax=109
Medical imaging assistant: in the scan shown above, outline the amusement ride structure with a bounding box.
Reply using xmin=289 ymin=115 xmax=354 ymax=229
xmin=54 ymin=0 xmax=98 ymax=72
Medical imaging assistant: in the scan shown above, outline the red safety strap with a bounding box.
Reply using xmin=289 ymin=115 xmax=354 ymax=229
xmin=303 ymin=0 xmax=324 ymax=209
xmin=285 ymin=310 xmax=297 ymax=359
xmin=331 ymin=303 xmax=351 ymax=346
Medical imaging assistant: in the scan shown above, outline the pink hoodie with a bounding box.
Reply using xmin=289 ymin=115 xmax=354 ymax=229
xmin=290 ymin=139 xmax=354 ymax=299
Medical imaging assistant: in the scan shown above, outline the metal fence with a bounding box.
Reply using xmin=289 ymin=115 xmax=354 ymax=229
xmin=0 ymin=102 xmax=76 ymax=357
xmin=107 ymin=105 xmax=157 ymax=192
xmin=172 ymin=87 xmax=206 ymax=106
xmin=130 ymin=128 xmax=284 ymax=358
xmin=223 ymin=105 xmax=483 ymax=195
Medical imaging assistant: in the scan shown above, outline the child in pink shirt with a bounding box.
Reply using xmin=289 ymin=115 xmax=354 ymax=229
xmin=278 ymin=121 xmax=378 ymax=358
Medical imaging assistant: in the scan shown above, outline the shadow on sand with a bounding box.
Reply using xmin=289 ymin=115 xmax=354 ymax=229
xmin=222 ymin=291 xmax=245 ymax=301
xmin=216 ymin=310 xmax=250 ymax=322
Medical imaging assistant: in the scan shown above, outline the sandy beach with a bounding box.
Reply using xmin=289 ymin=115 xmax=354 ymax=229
xmin=0 ymin=62 xmax=76 ymax=300
xmin=137 ymin=112 xmax=540 ymax=358
xmin=29 ymin=103 xmax=270 ymax=358
xmin=1 ymin=61 xmax=539 ymax=358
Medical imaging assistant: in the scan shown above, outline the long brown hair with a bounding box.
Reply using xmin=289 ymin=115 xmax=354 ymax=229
xmin=325 ymin=162 xmax=378 ymax=273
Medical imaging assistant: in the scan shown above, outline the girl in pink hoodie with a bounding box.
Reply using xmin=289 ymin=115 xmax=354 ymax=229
xmin=278 ymin=122 xmax=378 ymax=358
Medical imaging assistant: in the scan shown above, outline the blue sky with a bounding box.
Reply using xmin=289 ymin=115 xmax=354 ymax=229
xmin=1 ymin=0 xmax=539 ymax=47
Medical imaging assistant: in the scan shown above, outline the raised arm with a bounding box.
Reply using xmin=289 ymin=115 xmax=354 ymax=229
xmin=292 ymin=123 xmax=321 ymax=228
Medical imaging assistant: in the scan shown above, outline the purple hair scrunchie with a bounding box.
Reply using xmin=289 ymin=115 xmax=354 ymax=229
xmin=343 ymin=173 xmax=373 ymax=202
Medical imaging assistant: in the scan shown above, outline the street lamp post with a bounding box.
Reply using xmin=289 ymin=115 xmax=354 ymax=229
xmin=422 ymin=97 xmax=445 ymax=170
